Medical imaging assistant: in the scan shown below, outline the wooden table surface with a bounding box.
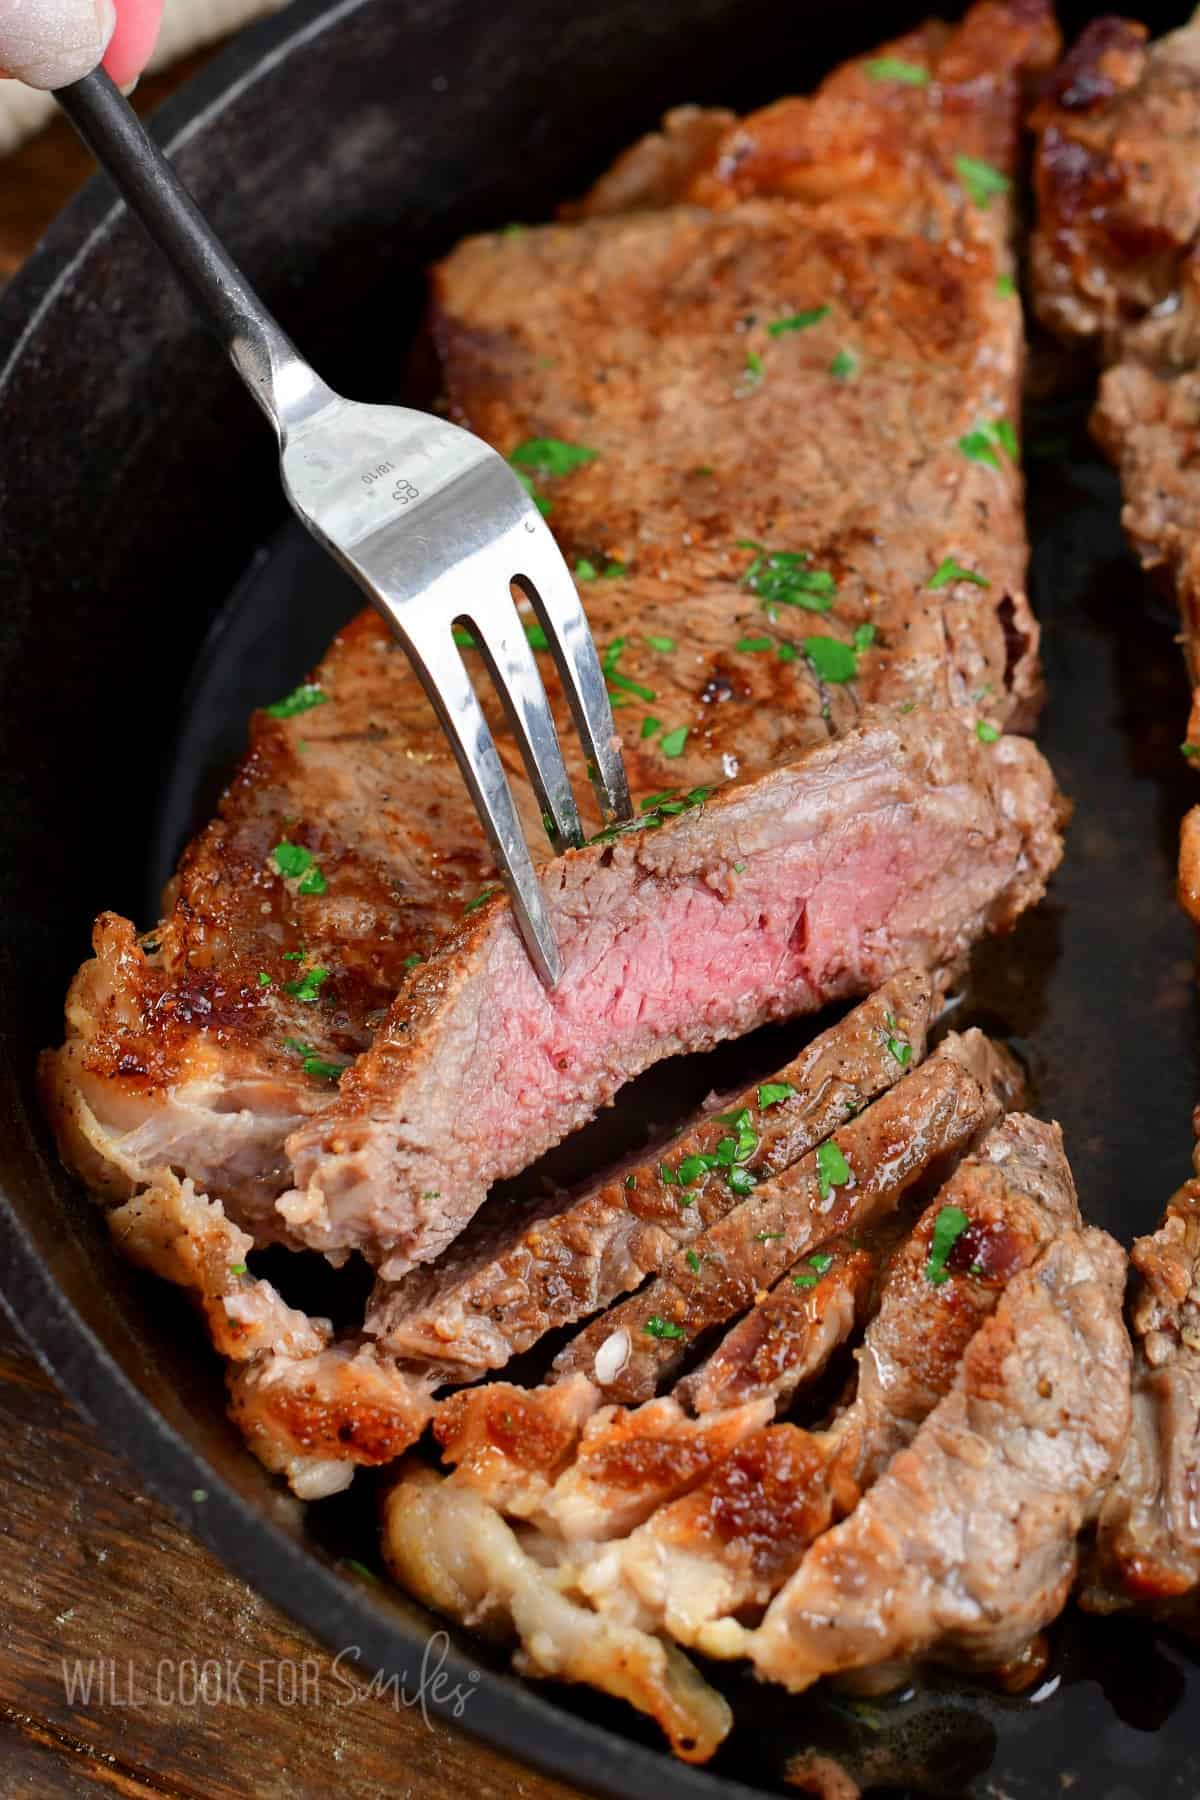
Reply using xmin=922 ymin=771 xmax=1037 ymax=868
xmin=0 ymin=77 xmax=578 ymax=1800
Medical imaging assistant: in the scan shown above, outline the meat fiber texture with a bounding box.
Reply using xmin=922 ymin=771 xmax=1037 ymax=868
xmin=42 ymin=0 xmax=1064 ymax=1486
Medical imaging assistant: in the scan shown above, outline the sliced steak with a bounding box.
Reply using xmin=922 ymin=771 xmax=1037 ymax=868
xmin=430 ymin=1374 xmax=602 ymax=1517
xmin=675 ymin=1234 xmax=877 ymax=1416
xmin=382 ymin=1464 xmax=732 ymax=1764
xmin=46 ymin=0 xmax=1060 ymax=1279
xmin=1081 ymin=1175 xmax=1200 ymax=1624
xmin=369 ymin=973 xmax=933 ymax=1375
xmin=576 ymin=1113 xmax=1080 ymax=1654
xmin=554 ymin=1032 xmax=1018 ymax=1402
xmin=750 ymin=1226 xmax=1130 ymax=1692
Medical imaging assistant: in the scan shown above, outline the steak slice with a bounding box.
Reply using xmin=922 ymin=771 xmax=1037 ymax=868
xmin=554 ymin=1032 xmax=1019 ymax=1402
xmin=575 ymin=1112 xmax=1080 ymax=1654
xmin=281 ymin=710 xmax=1056 ymax=1275
xmin=1030 ymin=18 xmax=1200 ymax=687
xmin=675 ymin=1233 xmax=877 ymax=1416
xmin=750 ymin=1226 xmax=1131 ymax=1692
xmin=368 ymin=972 xmax=934 ymax=1375
xmin=1080 ymin=1175 xmax=1200 ymax=1625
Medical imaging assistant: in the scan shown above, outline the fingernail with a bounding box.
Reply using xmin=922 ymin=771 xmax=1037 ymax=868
xmin=0 ymin=0 xmax=115 ymax=89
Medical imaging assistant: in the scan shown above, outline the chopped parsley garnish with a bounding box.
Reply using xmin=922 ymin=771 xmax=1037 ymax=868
xmin=955 ymin=153 xmax=1011 ymax=209
xmin=282 ymin=949 xmax=305 ymax=961
xmin=929 ymin=557 xmax=990 ymax=590
xmin=756 ymin=1230 xmax=785 ymax=1241
xmin=462 ymin=887 xmax=499 ymax=915
xmin=257 ymin=971 xmax=272 ymax=987
xmin=659 ymin=1161 xmax=679 ymax=1186
xmin=886 ymin=1023 xmax=912 ymax=1065
xmin=403 ymin=953 xmax=424 ymax=967
xmin=866 ymin=55 xmax=930 ymax=84
xmin=303 ymin=1056 xmax=344 ymax=1082
xmin=1183 ymin=743 xmax=1200 ymax=759
xmin=265 ymin=683 xmax=328 ymax=719
xmin=741 ymin=544 xmax=837 ymax=615
xmin=777 ymin=642 xmax=798 ymax=663
xmin=659 ymin=726 xmax=689 ymax=758
xmin=995 ymin=272 xmax=1017 ymax=298
xmin=816 ymin=1140 xmax=852 ymax=1201
xmin=645 ymin=634 xmax=676 ymax=652
xmin=284 ymin=965 xmax=330 ymax=1003
xmin=677 ymin=1154 xmax=715 ymax=1185
xmin=768 ymin=306 xmax=830 ymax=336
xmin=575 ymin=558 xmax=598 ymax=582
xmin=272 ymin=843 xmax=328 ymax=895
xmin=737 ymin=635 xmax=774 ymax=653
xmin=733 ymin=860 xmax=746 ymax=873
xmin=454 ymin=625 xmax=475 ymax=647
xmin=925 ymin=1205 xmax=970 ymax=1284
xmin=641 ymin=789 xmax=679 ymax=811
xmin=644 ymin=1315 xmax=687 ymax=1341
xmin=853 ymin=622 xmax=876 ymax=651
xmin=830 ymin=348 xmax=858 ymax=381
xmin=795 ymin=1250 xmax=836 ymax=1288
xmin=641 ymin=716 xmax=661 ymax=739
xmin=229 ymin=1262 xmax=247 ymax=1276
xmin=604 ymin=561 xmax=628 ymax=580
xmin=525 ymin=622 xmax=550 ymax=651
xmin=686 ymin=1249 xmax=702 ymax=1274
xmin=283 ymin=1038 xmax=345 ymax=1082
xmin=510 ymin=438 xmax=598 ymax=477
xmin=713 ymin=1107 xmax=752 ymax=1130
xmin=610 ymin=672 xmax=656 ymax=702
xmin=625 ymin=1173 xmax=637 ymax=1189
xmin=805 ymin=636 xmax=858 ymax=684
xmin=272 ymin=841 xmax=314 ymax=879
xmin=727 ymin=1166 xmax=757 ymax=1197
xmin=976 ymin=719 xmax=1001 ymax=744
xmin=758 ymin=1081 xmax=796 ymax=1109
xmin=603 ymin=637 xmax=626 ymax=675
xmin=745 ymin=349 xmax=765 ymax=383
xmin=959 ymin=418 xmax=1019 ymax=469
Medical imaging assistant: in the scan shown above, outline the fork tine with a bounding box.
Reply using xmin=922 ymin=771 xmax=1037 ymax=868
xmin=460 ymin=589 xmax=584 ymax=853
xmin=404 ymin=628 xmax=563 ymax=987
xmin=512 ymin=531 xmax=635 ymax=826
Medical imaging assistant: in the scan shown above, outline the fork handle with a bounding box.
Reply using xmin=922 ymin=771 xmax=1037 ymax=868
xmin=54 ymin=68 xmax=332 ymax=441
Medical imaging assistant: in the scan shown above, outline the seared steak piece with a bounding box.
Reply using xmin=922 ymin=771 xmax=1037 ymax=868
xmin=675 ymin=1234 xmax=877 ymax=1416
xmin=554 ymin=1032 xmax=1019 ymax=1402
xmin=283 ymin=710 xmax=1055 ymax=1276
xmin=382 ymin=1464 xmax=733 ymax=1764
xmin=751 ymin=1226 xmax=1130 ymax=1692
xmin=369 ymin=973 xmax=933 ymax=1375
xmin=432 ymin=1374 xmax=602 ymax=1517
xmin=576 ymin=1113 xmax=1080 ymax=1656
xmin=1030 ymin=18 xmax=1200 ymax=683
xmin=1081 ymin=1176 xmax=1200 ymax=1625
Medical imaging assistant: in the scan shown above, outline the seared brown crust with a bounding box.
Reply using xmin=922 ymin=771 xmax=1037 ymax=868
xmin=369 ymin=973 xmax=934 ymax=1376
xmin=1031 ymin=14 xmax=1200 ymax=362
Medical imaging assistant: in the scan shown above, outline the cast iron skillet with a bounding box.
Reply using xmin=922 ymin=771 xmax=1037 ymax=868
xmin=4 ymin=0 xmax=1200 ymax=1792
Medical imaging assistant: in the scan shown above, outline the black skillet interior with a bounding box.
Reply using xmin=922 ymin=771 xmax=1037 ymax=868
xmin=2 ymin=0 xmax=1200 ymax=1793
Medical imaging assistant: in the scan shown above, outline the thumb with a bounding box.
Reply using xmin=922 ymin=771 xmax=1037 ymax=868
xmin=0 ymin=0 xmax=116 ymax=88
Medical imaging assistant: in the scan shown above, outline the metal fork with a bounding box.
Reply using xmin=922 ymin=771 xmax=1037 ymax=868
xmin=55 ymin=69 xmax=632 ymax=986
